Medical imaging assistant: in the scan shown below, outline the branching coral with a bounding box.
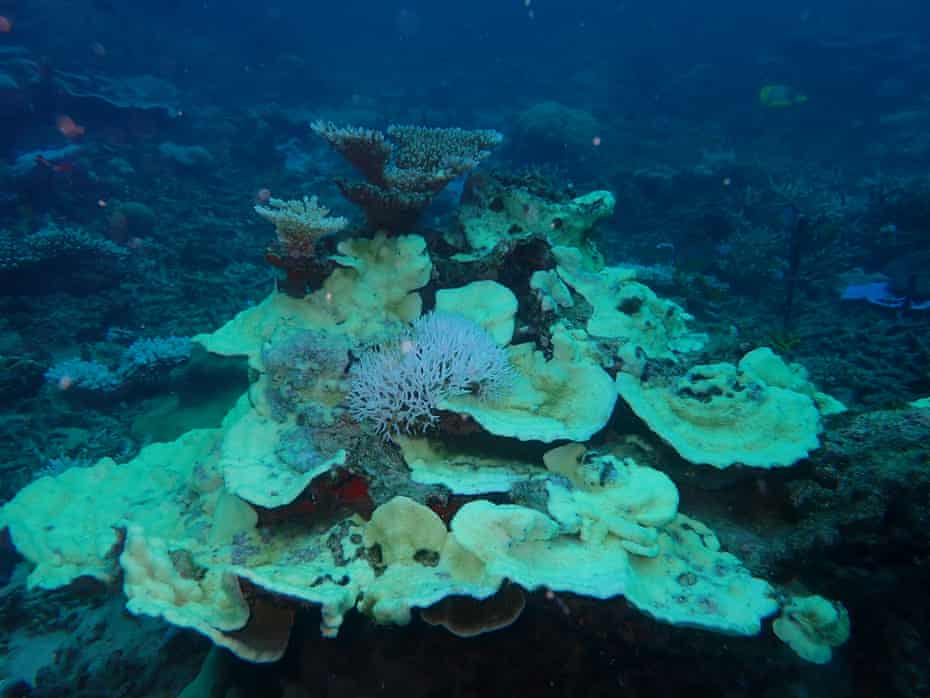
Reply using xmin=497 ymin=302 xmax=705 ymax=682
xmin=45 ymin=336 xmax=193 ymax=400
xmin=312 ymin=121 xmax=502 ymax=231
xmin=254 ymin=195 xmax=348 ymax=296
xmin=255 ymin=195 xmax=348 ymax=260
xmin=308 ymin=123 xmax=393 ymax=187
xmin=346 ymin=312 xmax=512 ymax=438
xmin=0 ymin=223 xmax=129 ymax=293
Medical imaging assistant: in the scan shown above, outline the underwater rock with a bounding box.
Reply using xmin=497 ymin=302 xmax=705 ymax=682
xmin=512 ymin=101 xmax=601 ymax=167
xmin=159 ymin=141 xmax=215 ymax=169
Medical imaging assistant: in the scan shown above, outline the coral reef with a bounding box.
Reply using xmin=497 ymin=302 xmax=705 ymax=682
xmin=0 ymin=183 xmax=856 ymax=690
xmin=0 ymin=26 xmax=928 ymax=692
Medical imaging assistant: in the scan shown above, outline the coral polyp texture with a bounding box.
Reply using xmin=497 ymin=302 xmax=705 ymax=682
xmin=312 ymin=120 xmax=503 ymax=230
xmin=0 ymin=170 xmax=851 ymax=674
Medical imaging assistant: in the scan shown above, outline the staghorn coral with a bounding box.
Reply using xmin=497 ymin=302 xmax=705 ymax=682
xmin=312 ymin=120 xmax=502 ymax=231
xmin=512 ymin=101 xmax=601 ymax=169
xmin=118 ymin=336 xmax=192 ymax=385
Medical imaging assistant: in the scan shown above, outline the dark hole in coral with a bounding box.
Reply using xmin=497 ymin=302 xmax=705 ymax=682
xmin=414 ymin=550 xmax=440 ymax=567
xmin=617 ymin=296 xmax=643 ymax=314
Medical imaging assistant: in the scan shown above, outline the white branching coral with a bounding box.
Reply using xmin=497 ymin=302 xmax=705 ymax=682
xmin=254 ymin=195 xmax=348 ymax=259
xmin=347 ymin=312 xmax=513 ymax=439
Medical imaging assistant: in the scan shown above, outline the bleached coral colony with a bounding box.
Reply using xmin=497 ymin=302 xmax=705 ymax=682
xmin=0 ymin=124 xmax=849 ymax=684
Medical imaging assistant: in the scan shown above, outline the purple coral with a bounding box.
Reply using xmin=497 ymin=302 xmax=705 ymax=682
xmin=346 ymin=312 xmax=512 ymax=438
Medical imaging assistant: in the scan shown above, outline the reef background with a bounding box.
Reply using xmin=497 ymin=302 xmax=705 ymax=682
xmin=1 ymin=0 xmax=930 ymax=696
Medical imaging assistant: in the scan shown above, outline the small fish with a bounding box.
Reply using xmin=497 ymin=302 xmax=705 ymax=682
xmin=35 ymin=155 xmax=74 ymax=174
xmin=56 ymin=114 xmax=86 ymax=140
xmin=759 ymin=84 xmax=808 ymax=108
